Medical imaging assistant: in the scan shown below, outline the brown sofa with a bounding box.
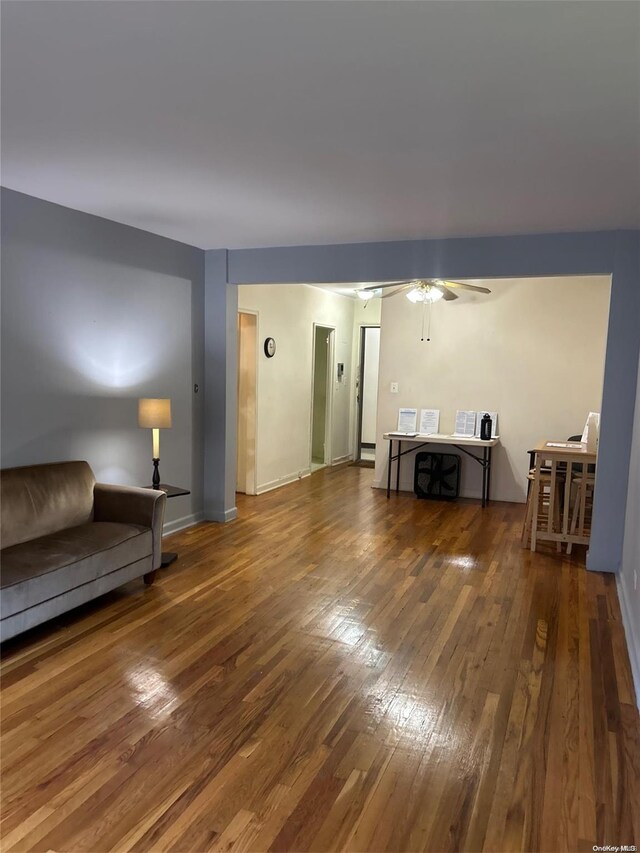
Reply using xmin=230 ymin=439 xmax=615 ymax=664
xmin=0 ymin=461 xmax=166 ymax=642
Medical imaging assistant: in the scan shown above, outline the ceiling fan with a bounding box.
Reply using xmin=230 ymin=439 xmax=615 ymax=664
xmin=357 ymin=278 xmax=491 ymax=303
xmin=356 ymin=278 xmax=492 ymax=341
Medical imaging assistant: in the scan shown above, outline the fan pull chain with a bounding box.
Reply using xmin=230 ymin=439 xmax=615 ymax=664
xmin=420 ymin=299 xmax=432 ymax=342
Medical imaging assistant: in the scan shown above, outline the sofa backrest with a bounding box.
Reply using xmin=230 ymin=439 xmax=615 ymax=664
xmin=1 ymin=461 xmax=96 ymax=550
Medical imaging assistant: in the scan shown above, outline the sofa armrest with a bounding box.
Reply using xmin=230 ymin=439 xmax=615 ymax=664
xmin=94 ymin=484 xmax=167 ymax=571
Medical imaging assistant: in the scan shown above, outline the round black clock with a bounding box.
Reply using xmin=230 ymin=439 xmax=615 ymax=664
xmin=264 ymin=337 xmax=276 ymax=358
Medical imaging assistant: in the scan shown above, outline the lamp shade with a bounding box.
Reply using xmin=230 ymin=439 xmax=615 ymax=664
xmin=138 ymin=398 xmax=172 ymax=429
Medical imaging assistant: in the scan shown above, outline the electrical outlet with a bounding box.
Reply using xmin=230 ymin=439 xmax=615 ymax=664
xmin=390 ymin=382 xmax=399 ymax=393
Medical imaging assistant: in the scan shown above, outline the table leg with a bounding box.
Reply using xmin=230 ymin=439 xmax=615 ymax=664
xmin=479 ymin=447 xmax=486 ymax=507
xmin=386 ymin=439 xmax=393 ymax=498
xmin=396 ymin=441 xmax=401 ymax=493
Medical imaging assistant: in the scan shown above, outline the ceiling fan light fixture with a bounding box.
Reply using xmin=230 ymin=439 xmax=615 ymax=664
xmin=406 ymin=287 xmax=426 ymax=303
xmin=406 ymin=285 xmax=443 ymax=304
xmin=356 ymin=289 xmax=375 ymax=300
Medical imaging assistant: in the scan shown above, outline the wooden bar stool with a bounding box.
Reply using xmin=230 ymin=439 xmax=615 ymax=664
xmin=566 ymin=471 xmax=596 ymax=555
xmin=522 ymin=467 xmax=565 ymax=548
xmin=527 ymin=442 xmax=597 ymax=552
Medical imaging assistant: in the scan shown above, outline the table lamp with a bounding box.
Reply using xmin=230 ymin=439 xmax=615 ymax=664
xmin=138 ymin=398 xmax=172 ymax=488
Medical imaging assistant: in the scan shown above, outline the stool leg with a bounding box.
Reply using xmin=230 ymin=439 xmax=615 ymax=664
xmin=522 ymin=486 xmax=534 ymax=546
xmin=578 ymin=478 xmax=588 ymax=538
xmin=567 ymin=480 xmax=583 ymax=556
xmin=553 ymin=479 xmax=563 ymax=553
xmin=530 ymin=469 xmax=544 ymax=552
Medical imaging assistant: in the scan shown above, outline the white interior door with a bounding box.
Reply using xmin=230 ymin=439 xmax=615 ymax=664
xmin=361 ymin=326 xmax=380 ymax=446
xmin=311 ymin=325 xmax=335 ymax=468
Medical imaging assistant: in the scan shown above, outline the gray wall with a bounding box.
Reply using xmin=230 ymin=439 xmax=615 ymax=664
xmin=203 ymin=252 xmax=237 ymax=523
xmin=619 ymin=349 xmax=640 ymax=707
xmin=1 ymin=188 xmax=205 ymax=531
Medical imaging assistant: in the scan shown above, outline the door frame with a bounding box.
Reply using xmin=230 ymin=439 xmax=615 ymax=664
xmin=356 ymin=324 xmax=381 ymax=462
xmin=236 ymin=308 xmax=259 ymax=495
xmin=310 ymin=323 xmax=336 ymax=468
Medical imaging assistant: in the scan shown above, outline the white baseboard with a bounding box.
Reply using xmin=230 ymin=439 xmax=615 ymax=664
xmin=207 ymin=506 xmax=238 ymax=523
xmin=257 ymin=468 xmax=311 ymax=495
xmin=177 ymin=506 xmax=237 ymax=526
xmin=616 ymin=573 xmax=640 ymax=710
xmin=332 ymin=454 xmax=353 ymax=466
xmin=163 ymin=511 xmax=205 ymax=536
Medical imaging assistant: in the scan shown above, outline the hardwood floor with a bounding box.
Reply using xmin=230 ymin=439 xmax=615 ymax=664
xmin=1 ymin=465 xmax=638 ymax=852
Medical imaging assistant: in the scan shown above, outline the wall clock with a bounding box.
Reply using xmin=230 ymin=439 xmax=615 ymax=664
xmin=264 ymin=337 xmax=276 ymax=358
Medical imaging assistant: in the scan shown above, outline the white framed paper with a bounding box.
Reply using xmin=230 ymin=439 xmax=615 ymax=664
xmin=397 ymin=408 xmax=418 ymax=433
xmin=453 ymin=410 xmax=477 ymax=437
xmin=419 ymin=409 xmax=440 ymax=435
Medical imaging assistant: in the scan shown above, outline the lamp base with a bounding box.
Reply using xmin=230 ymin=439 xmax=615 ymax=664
xmin=152 ymin=458 xmax=160 ymax=489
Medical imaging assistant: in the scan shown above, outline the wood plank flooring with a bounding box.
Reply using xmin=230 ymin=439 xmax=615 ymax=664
xmin=1 ymin=465 xmax=638 ymax=852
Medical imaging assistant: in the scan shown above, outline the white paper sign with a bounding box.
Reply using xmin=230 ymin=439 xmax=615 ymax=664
xmin=547 ymin=442 xmax=583 ymax=448
xmin=397 ymin=408 xmax=418 ymax=433
xmin=419 ymin=409 xmax=440 ymax=435
xmin=454 ymin=410 xmax=477 ymax=437
xmin=581 ymin=412 xmax=600 ymax=443
xmin=475 ymin=411 xmax=498 ymax=438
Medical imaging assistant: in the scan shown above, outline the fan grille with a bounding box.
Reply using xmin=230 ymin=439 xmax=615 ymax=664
xmin=414 ymin=452 xmax=461 ymax=501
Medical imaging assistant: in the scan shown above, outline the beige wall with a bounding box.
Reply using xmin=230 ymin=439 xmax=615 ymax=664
xmin=237 ymin=284 xmax=355 ymax=493
xmin=374 ymin=276 xmax=612 ymax=502
xmin=237 ymin=311 xmax=257 ymax=494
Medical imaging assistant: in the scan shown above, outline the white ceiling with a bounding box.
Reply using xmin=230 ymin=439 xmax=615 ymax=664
xmin=2 ymin=1 xmax=639 ymax=250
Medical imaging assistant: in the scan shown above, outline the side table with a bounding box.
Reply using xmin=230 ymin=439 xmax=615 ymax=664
xmin=144 ymin=483 xmax=190 ymax=568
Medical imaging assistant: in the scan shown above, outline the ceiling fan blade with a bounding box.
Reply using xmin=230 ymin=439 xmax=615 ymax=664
xmin=433 ymin=283 xmax=458 ymax=301
xmin=379 ymin=285 xmax=413 ymax=299
xmin=363 ymin=280 xmax=414 ymax=292
xmin=441 ymin=280 xmax=492 ymax=294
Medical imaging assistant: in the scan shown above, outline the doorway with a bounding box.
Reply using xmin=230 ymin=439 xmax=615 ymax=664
xmin=310 ymin=324 xmax=335 ymax=472
xmin=236 ymin=311 xmax=257 ymax=494
xmin=356 ymin=325 xmax=380 ymax=465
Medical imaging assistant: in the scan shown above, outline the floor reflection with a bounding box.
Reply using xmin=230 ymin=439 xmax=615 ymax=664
xmin=124 ymin=662 xmax=179 ymax=718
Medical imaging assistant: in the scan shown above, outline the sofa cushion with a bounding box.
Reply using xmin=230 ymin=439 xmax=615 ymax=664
xmin=1 ymin=522 xmax=151 ymax=617
xmin=1 ymin=461 xmax=96 ymax=550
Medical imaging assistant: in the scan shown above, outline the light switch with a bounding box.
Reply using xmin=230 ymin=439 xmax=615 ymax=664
xmin=390 ymin=382 xmax=399 ymax=393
